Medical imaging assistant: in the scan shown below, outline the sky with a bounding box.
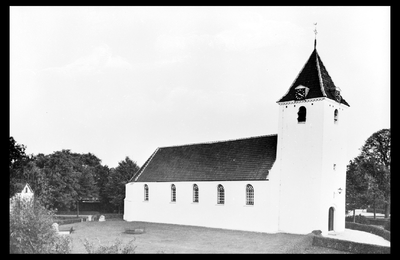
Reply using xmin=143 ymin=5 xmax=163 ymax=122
xmin=10 ymin=6 xmax=390 ymax=168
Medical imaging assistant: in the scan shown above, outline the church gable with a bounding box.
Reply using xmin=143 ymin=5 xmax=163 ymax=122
xmin=21 ymin=183 xmax=33 ymax=194
xmin=132 ymin=135 xmax=277 ymax=182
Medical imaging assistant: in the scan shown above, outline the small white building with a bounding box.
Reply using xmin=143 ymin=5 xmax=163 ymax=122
xmin=124 ymin=42 xmax=350 ymax=235
xmin=10 ymin=183 xmax=34 ymax=211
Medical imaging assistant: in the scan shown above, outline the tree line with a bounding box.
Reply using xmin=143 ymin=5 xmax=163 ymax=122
xmin=346 ymin=128 xmax=390 ymax=219
xmin=9 ymin=136 xmax=139 ymax=213
xmin=10 ymin=128 xmax=390 ymax=217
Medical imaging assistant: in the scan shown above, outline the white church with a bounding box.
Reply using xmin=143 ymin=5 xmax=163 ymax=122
xmin=124 ymin=40 xmax=350 ymax=235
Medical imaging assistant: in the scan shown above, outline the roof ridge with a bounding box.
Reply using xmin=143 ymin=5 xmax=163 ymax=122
xmin=315 ymin=50 xmax=327 ymax=97
xmin=159 ymin=134 xmax=278 ymax=149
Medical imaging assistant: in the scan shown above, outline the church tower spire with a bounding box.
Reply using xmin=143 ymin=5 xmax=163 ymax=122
xmin=275 ymin=36 xmax=350 ymax=234
xmin=314 ymin=22 xmax=318 ymax=49
xmin=276 ymin=30 xmax=349 ymax=107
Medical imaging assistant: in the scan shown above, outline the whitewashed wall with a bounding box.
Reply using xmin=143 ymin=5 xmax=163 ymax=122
xmin=276 ymin=98 xmax=348 ymax=235
xmin=320 ymin=98 xmax=348 ymax=233
xmin=124 ymin=177 xmax=280 ymax=233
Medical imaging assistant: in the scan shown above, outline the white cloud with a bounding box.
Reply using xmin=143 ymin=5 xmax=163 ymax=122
xmin=212 ymin=18 xmax=304 ymax=51
xmin=43 ymin=44 xmax=133 ymax=75
xmin=155 ymin=15 xmax=304 ymax=54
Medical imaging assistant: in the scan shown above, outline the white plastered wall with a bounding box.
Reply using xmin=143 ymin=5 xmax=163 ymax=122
xmin=276 ymin=98 xmax=348 ymax=235
xmin=124 ymin=176 xmax=280 ymax=233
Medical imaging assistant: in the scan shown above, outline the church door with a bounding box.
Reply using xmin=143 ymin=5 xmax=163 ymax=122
xmin=328 ymin=207 xmax=334 ymax=231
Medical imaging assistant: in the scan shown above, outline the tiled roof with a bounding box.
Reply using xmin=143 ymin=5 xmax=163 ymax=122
xmin=278 ymin=48 xmax=349 ymax=106
xmin=131 ymin=135 xmax=277 ymax=182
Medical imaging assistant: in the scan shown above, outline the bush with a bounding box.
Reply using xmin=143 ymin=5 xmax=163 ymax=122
xmin=57 ymin=217 xmax=84 ymax=225
xmin=102 ymin=213 xmax=123 ymax=220
xmin=384 ymin=220 xmax=390 ymax=231
xmin=367 ymin=218 xmax=389 ymax=227
xmin=82 ymin=238 xmax=136 ymax=254
xmin=10 ymin=199 xmax=72 ymax=253
xmin=345 ymin=214 xmax=370 ymax=225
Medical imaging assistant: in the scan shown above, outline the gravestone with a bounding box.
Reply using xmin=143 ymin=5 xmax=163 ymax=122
xmin=52 ymin=223 xmax=59 ymax=232
xmin=99 ymin=215 xmax=105 ymax=222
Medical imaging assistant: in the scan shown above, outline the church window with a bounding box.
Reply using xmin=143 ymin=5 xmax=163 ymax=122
xmin=217 ymin=184 xmax=225 ymax=204
xmin=334 ymin=109 xmax=339 ymax=124
xmin=246 ymin=184 xmax=254 ymax=205
xmin=297 ymin=106 xmax=306 ymax=123
xmin=144 ymin=184 xmax=149 ymax=201
xmin=171 ymin=184 xmax=176 ymax=202
xmin=193 ymin=184 xmax=199 ymax=203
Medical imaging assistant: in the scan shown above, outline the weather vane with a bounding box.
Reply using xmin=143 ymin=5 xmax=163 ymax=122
xmin=314 ymin=22 xmax=318 ymax=49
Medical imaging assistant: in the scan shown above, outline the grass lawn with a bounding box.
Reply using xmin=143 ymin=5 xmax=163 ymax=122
xmin=61 ymin=220 xmax=349 ymax=254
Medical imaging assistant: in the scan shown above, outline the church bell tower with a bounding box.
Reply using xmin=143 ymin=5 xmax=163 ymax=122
xmin=275 ymin=40 xmax=350 ymax=235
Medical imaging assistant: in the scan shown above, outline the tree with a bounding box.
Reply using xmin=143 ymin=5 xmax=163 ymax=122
xmin=345 ymin=129 xmax=390 ymax=219
xmin=9 ymin=136 xmax=28 ymax=169
xmin=346 ymin=158 xmax=370 ymax=222
xmin=30 ymin=150 xmax=101 ymax=212
xmin=20 ymin=156 xmax=52 ymax=208
xmin=9 ymin=137 xmax=29 ymax=198
xmin=94 ymin=164 xmax=112 ymax=212
xmin=359 ymin=129 xmax=390 ymax=218
xmin=105 ymin=157 xmax=139 ymax=213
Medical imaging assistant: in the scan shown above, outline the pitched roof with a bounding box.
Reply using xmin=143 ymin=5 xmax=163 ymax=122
xmin=131 ymin=135 xmax=277 ymax=182
xmin=278 ymin=48 xmax=349 ymax=106
xmin=15 ymin=182 xmax=33 ymax=194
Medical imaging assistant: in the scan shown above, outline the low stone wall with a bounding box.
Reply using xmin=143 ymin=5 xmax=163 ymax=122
xmin=312 ymin=235 xmax=390 ymax=254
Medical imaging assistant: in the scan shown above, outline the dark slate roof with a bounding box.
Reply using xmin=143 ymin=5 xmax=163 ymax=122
xmin=131 ymin=135 xmax=277 ymax=182
xmin=278 ymin=48 xmax=349 ymax=106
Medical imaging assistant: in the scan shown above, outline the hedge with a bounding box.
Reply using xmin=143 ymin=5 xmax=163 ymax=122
xmin=101 ymin=213 xmax=123 ymax=219
xmin=56 ymin=217 xmax=85 ymax=225
xmin=345 ymin=215 xmax=390 ymax=228
xmin=345 ymin=222 xmax=390 ymax=242
xmin=368 ymin=218 xmax=390 ymax=228
xmin=312 ymin=235 xmax=390 ymax=254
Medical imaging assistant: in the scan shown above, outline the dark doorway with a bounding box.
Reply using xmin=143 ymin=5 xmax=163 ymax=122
xmin=328 ymin=207 xmax=335 ymax=231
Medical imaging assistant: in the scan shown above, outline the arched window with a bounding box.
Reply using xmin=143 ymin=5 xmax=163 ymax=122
xmin=171 ymin=184 xmax=176 ymax=202
xmin=144 ymin=184 xmax=149 ymax=201
xmin=217 ymin=184 xmax=225 ymax=204
xmin=334 ymin=109 xmax=339 ymax=124
xmin=193 ymin=184 xmax=199 ymax=203
xmin=297 ymin=106 xmax=306 ymax=123
xmin=246 ymin=184 xmax=254 ymax=205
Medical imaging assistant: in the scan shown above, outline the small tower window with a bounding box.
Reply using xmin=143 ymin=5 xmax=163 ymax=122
xmin=193 ymin=184 xmax=199 ymax=203
xmin=297 ymin=106 xmax=306 ymax=123
xmin=144 ymin=184 xmax=149 ymax=201
xmin=171 ymin=184 xmax=176 ymax=202
xmin=334 ymin=109 xmax=339 ymax=124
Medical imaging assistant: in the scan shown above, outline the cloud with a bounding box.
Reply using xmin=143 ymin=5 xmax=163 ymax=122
xmin=212 ymin=18 xmax=304 ymax=51
xmin=155 ymin=14 xmax=304 ymax=54
xmin=43 ymin=44 xmax=133 ymax=76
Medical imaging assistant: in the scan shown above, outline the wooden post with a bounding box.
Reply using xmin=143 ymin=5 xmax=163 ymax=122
xmin=76 ymin=200 xmax=80 ymax=217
